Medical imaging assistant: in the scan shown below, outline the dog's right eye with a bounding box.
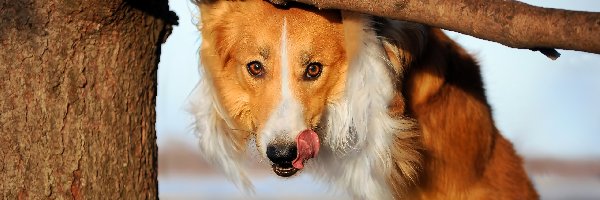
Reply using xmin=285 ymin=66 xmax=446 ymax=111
xmin=246 ymin=61 xmax=265 ymax=77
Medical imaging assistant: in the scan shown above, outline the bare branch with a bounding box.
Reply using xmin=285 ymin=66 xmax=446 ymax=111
xmin=272 ymin=0 xmax=600 ymax=55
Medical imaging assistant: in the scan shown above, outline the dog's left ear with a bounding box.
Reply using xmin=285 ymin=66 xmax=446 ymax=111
xmin=188 ymin=77 xmax=254 ymax=193
xmin=376 ymin=19 xmax=427 ymax=76
xmin=266 ymin=0 xmax=288 ymax=5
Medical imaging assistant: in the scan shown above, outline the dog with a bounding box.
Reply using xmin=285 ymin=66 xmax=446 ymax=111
xmin=189 ymin=0 xmax=538 ymax=199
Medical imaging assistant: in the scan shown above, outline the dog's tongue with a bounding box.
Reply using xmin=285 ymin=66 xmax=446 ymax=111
xmin=293 ymin=129 xmax=320 ymax=169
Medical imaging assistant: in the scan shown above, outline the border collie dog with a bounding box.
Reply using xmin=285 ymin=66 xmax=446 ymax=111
xmin=190 ymin=0 xmax=538 ymax=199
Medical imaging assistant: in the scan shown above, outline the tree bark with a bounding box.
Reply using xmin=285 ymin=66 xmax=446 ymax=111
xmin=0 ymin=0 xmax=176 ymax=199
xmin=270 ymin=0 xmax=600 ymax=55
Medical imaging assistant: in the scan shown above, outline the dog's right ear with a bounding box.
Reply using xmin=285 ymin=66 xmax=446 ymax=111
xmin=193 ymin=0 xmax=240 ymax=62
xmin=192 ymin=0 xmax=221 ymax=11
xmin=192 ymin=0 xmax=226 ymax=28
xmin=191 ymin=0 xmax=219 ymax=7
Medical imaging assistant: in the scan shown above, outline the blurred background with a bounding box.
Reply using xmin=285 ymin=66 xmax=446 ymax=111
xmin=157 ymin=0 xmax=600 ymax=199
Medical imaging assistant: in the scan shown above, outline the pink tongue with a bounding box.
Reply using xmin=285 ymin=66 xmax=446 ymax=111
xmin=292 ymin=129 xmax=320 ymax=169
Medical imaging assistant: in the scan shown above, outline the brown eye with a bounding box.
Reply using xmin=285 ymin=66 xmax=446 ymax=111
xmin=246 ymin=61 xmax=265 ymax=77
xmin=304 ymin=62 xmax=322 ymax=80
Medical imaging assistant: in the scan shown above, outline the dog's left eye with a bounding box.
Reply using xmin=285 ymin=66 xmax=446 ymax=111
xmin=304 ymin=62 xmax=322 ymax=80
xmin=246 ymin=61 xmax=265 ymax=77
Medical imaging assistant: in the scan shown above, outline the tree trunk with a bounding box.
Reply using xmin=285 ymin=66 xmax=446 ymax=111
xmin=0 ymin=0 xmax=176 ymax=199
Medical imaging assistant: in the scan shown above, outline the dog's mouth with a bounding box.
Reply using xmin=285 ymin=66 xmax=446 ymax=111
xmin=271 ymin=162 xmax=299 ymax=177
xmin=269 ymin=129 xmax=320 ymax=177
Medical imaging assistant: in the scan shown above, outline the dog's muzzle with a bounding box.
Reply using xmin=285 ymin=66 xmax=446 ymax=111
xmin=266 ymin=129 xmax=320 ymax=177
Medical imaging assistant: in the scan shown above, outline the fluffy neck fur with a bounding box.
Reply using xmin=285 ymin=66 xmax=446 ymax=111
xmin=189 ymin=73 xmax=255 ymax=193
xmin=313 ymin=13 xmax=420 ymax=199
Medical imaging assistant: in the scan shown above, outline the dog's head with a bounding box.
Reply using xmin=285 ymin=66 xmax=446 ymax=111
xmin=191 ymin=0 xmax=423 ymax=196
xmin=195 ymin=0 xmax=347 ymax=176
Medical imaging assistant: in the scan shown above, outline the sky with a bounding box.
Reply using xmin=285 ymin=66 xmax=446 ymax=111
xmin=156 ymin=0 xmax=600 ymax=159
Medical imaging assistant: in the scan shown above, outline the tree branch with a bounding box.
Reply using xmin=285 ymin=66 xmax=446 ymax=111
xmin=270 ymin=0 xmax=600 ymax=56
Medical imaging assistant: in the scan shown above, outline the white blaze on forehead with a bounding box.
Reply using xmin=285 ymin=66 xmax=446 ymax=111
xmin=280 ymin=18 xmax=291 ymax=100
xmin=259 ymin=18 xmax=307 ymax=154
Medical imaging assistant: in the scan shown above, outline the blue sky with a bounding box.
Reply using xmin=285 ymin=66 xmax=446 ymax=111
xmin=157 ymin=0 xmax=600 ymax=159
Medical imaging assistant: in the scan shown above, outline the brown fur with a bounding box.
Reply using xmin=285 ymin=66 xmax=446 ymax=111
xmin=386 ymin=28 xmax=539 ymax=199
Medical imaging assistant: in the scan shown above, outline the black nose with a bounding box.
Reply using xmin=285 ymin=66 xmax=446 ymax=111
xmin=266 ymin=144 xmax=297 ymax=164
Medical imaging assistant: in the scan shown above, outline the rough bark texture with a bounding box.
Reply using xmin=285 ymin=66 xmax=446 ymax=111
xmin=0 ymin=0 xmax=176 ymax=199
xmin=270 ymin=0 xmax=600 ymax=54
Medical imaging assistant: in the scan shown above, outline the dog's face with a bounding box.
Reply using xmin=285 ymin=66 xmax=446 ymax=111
xmin=199 ymin=0 xmax=348 ymax=177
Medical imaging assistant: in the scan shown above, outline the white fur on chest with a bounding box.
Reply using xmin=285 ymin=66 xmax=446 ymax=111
xmin=314 ymin=16 xmax=401 ymax=200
